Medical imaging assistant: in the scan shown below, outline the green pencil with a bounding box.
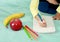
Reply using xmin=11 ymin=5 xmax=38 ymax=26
xmin=23 ymin=27 xmax=32 ymax=40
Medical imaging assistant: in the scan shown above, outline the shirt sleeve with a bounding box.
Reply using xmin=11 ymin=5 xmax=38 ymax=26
xmin=56 ymin=6 xmax=60 ymax=13
xmin=30 ymin=0 xmax=39 ymax=17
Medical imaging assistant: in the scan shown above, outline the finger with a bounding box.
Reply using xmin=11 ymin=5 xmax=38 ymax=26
xmin=42 ymin=19 xmax=46 ymax=23
xmin=58 ymin=17 xmax=60 ymax=20
xmin=53 ymin=16 xmax=57 ymax=20
xmin=59 ymin=17 xmax=60 ymax=20
xmin=39 ymin=22 xmax=47 ymax=27
xmin=53 ymin=16 xmax=55 ymax=18
xmin=41 ymin=20 xmax=47 ymax=26
xmin=54 ymin=17 xmax=57 ymax=20
xmin=56 ymin=18 xmax=60 ymax=20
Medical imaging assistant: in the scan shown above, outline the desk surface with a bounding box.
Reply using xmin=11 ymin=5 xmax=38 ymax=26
xmin=0 ymin=0 xmax=60 ymax=42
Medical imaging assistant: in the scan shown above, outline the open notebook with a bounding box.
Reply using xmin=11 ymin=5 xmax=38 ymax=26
xmin=33 ymin=16 xmax=56 ymax=33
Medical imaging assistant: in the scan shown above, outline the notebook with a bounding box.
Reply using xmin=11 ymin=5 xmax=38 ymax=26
xmin=33 ymin=16 xmax=56 ymax=33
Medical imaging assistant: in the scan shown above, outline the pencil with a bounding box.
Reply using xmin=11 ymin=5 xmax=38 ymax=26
xmin=24 ymin=26 xmax=38 ymax=40
xmin=23 ymin=27 xmax=32 ymax=40
xmin=25 ymin=25 xmax=38 ymax=37
xmin=37 ymin=13 xmax=43 ymax=21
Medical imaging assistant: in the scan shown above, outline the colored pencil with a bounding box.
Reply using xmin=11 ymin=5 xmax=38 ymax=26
xmin=24 ymin=26 xmax=38 ymax=40
xmin=23 ymin=27 xmax=32 ymax=40
xmin=25 ymin=25 xmax=38 ymax=37
xmin=37 ymin=13 xmax=43 ymax=21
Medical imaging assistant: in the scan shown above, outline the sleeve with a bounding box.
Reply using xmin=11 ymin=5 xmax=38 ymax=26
xmin=56 ymin=6 xmax=60 ymax=13
xmin=30 ymin=0 xmax=39 ymax=17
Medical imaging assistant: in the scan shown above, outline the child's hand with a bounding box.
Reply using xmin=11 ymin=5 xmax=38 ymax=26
xmin=35 ymin=15 xmax=47 ymax=27
xmin=38 ymin=18 xmax=47 ymax=27
xmin=53 ymin=13 xmax=60 ymax=20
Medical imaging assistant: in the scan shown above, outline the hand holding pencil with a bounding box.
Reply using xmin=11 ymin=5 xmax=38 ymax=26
xmin=35 ymin=14 xmax=47 ymax=27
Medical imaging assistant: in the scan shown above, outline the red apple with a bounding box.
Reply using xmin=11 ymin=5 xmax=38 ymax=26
xmin=10 ymin=18 xmax=22 ymax=31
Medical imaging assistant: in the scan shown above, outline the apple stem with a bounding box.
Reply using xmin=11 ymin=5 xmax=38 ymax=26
xmin=6 ymin=26 xmax=8 ymax=28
